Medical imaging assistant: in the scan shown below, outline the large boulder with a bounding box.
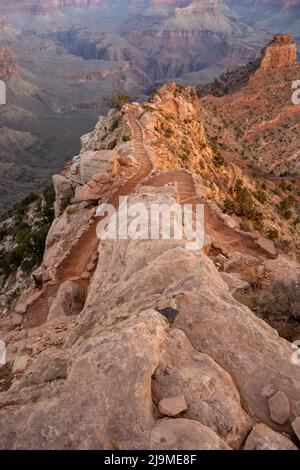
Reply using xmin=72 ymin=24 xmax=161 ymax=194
xmin=150 ymin=418 xmax=231 ymax=450
xmin=48 ymin=281 xmax=85 ymax=321
xmin=255 ymin=237 xmax=277 ymax=259
xmin=244 ymin=424 xmax=297 ymax=450
xmin=153 ymin=329 xmax=251 ymax=448
xmin=264 ymin=255 xmax=300 ymax=283
xmin=0 ymin=312 xmax=167 ymax=450
xmin=79 ymin=150 xmax=118 ymax=184
xmin=174 ymin=286 xmax=300 ymax=435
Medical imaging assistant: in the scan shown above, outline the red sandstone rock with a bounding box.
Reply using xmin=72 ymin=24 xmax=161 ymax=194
xmin=244 ymin=424 xmax=297 ymax=450
xmin=292 ymin=417 xmax=300 ymax=442
xmin=261 ymin=35 xmax=297 ymax=69
xmin=158 ymin=395 xmax=187 ymax=417
xmin=268 ymin=391 xmax=290 ymax=425
xmin=150 ymin=418 xmax=231 ymax=450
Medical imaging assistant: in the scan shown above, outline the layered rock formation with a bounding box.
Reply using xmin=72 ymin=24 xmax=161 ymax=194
xmin=260 ymin=34 xmax=297 ymax=68
xmin=197 ymin=34 xmax=300 ymax=178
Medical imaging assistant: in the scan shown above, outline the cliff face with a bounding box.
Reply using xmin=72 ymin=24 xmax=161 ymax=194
xmin=260 ymin=35 xmax=297 ymax=69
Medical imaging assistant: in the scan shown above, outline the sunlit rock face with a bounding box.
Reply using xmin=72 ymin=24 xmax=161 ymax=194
xmin=260 ymin=35 xmax=297 ymax=68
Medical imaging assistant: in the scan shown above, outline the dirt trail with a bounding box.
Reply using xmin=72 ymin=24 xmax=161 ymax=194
xmin=22 ymin=109 xmax=154 ymax=328
xmin=58 ymin=109 xmax=153 ymax=281
xmin=22 ymin=107 xmax=273 ymax=329
xmin=144 ymin=171 xmax=271 ymax=259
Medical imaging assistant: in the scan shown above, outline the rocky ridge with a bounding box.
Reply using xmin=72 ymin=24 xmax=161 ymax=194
xmin=0 ymin=49 xmax=300 ymax=447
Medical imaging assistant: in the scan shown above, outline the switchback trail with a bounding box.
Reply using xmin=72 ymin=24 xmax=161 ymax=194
xmin=21 ymin=107 xmax=275 ymax=329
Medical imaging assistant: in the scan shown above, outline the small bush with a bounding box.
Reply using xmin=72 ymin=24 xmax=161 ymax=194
xmin=13 ymin=193 xmax=39 ymax=221
xmin=0 ymin=184 xmax=55 ymax=277
xmin=0 ymin=225 xmax=8 ymax=242
xmin=163 ymin=127 xmax=174 ymax=138
xmin=254 ymin=189 xmax=267 ymax=204
xmin=122 ymin=134 xmax=131 ymax=142
xmin=250 ymin=279 xmax=300 ymax=321
xmin=109 ymin=117 xmax=121 ymax=132
xmin=224 ymin=198 xmax=234 ymax=214
xmin=61 ymin=195 xmax=72 ymax=212
xmin=236 ymin=187 xmax=255 ymax=218
xmin=267 ymin=228 xmax=279 ymax=240
xmin=213 ymin=154 xmax=225 ymax=168
xmin=279 ymin=195 xmax=296 ymax=219
xmin=110 ymin=94 xmax=131 ymax=110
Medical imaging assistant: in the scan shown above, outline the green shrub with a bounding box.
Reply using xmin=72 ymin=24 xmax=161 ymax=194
xmin=293 ymin=217 xmax=300 ymax=226
xmin=109 ymin=117 xmax=121 ymax=132
xmin=31 ymin=224 xmax=51 ymax=256
xmin=236 ymin=187 xmax=255 ymax=218
xmin=224 ymin=198 xmax=234 ymax=214
xmin=213 ymin=154 xmax=225 ymax=168
xmin=122 ymin=134 xmax=131 ymax=142
xmin=0 ymin=225 xmax=8 ymax=242
xmin=279 ymin=196 xmax=296 ymax=218
xmin=283 ymin=210 xmax=292 ymax=220
xmin=164 ymin=127 xmax=174 ymax=138
xmin=254 ymin=189 xmax=267 ymax=204
xmin=13 ymin=193 xmax=39 ymax=221
xmin=0 ymin=249 xmax=22 ymax=276
xmin=41 ymin=185 xmax=55 ymax=222
xmin=267 ymin=228 xmax=279 ymax=240
xmin=110 ymin=94 xmax=131 ymax=110
xmin=0 ymin=185 xmax=55 ymax=277
xmin=61 ymin=195 xmax=72 ymax=212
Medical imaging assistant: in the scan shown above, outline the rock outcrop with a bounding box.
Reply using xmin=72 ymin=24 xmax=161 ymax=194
xmin=260 ymin=35 xmax=297 ymax=69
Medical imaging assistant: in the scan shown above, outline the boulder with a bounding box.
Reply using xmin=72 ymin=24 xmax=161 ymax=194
xmin=224 ymin=251 xmax=259 ymax=275
xmin=264 ymin=255 xmax=300 ymax=283
xmin=75 ymin=173 xmax=114 ymax=202
xmin=291 ymin=417 xmax=300 ymax=442
xmin=244 ymin=424 xmax=297 ymax=450
xmin=255 ymin=237 xmax=277 ymax=259
xmin=153 ymin=329 xmax=251 ymax=448
xmin=48 ymin=281 xmax=85 ymax=321
xmin=0 ymin=312 xmax=168 ymax=450
xmin=268 ymin=391 xmax=290 ymax=425
xmin=11 ymin=313 xmax=23 ymax=327
xmin=20 ymin=350 xmax=69 ymax=387
xmin=79 ymin=150 xmax=117 ymax=184
xmin=14 ymin=303 xmax=27 ymax=315
xmin=173 ymin=277 xmax=300 ymax=434
xmin=158 ymin=396 xmax=187 ymax=417
xmin=150 ymin=418 xmax=231 ymax=450
xmin=220 ymin=272 xmax=250 ymax=294
xmin=12 ymin=355 xmax=30 ymax=374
